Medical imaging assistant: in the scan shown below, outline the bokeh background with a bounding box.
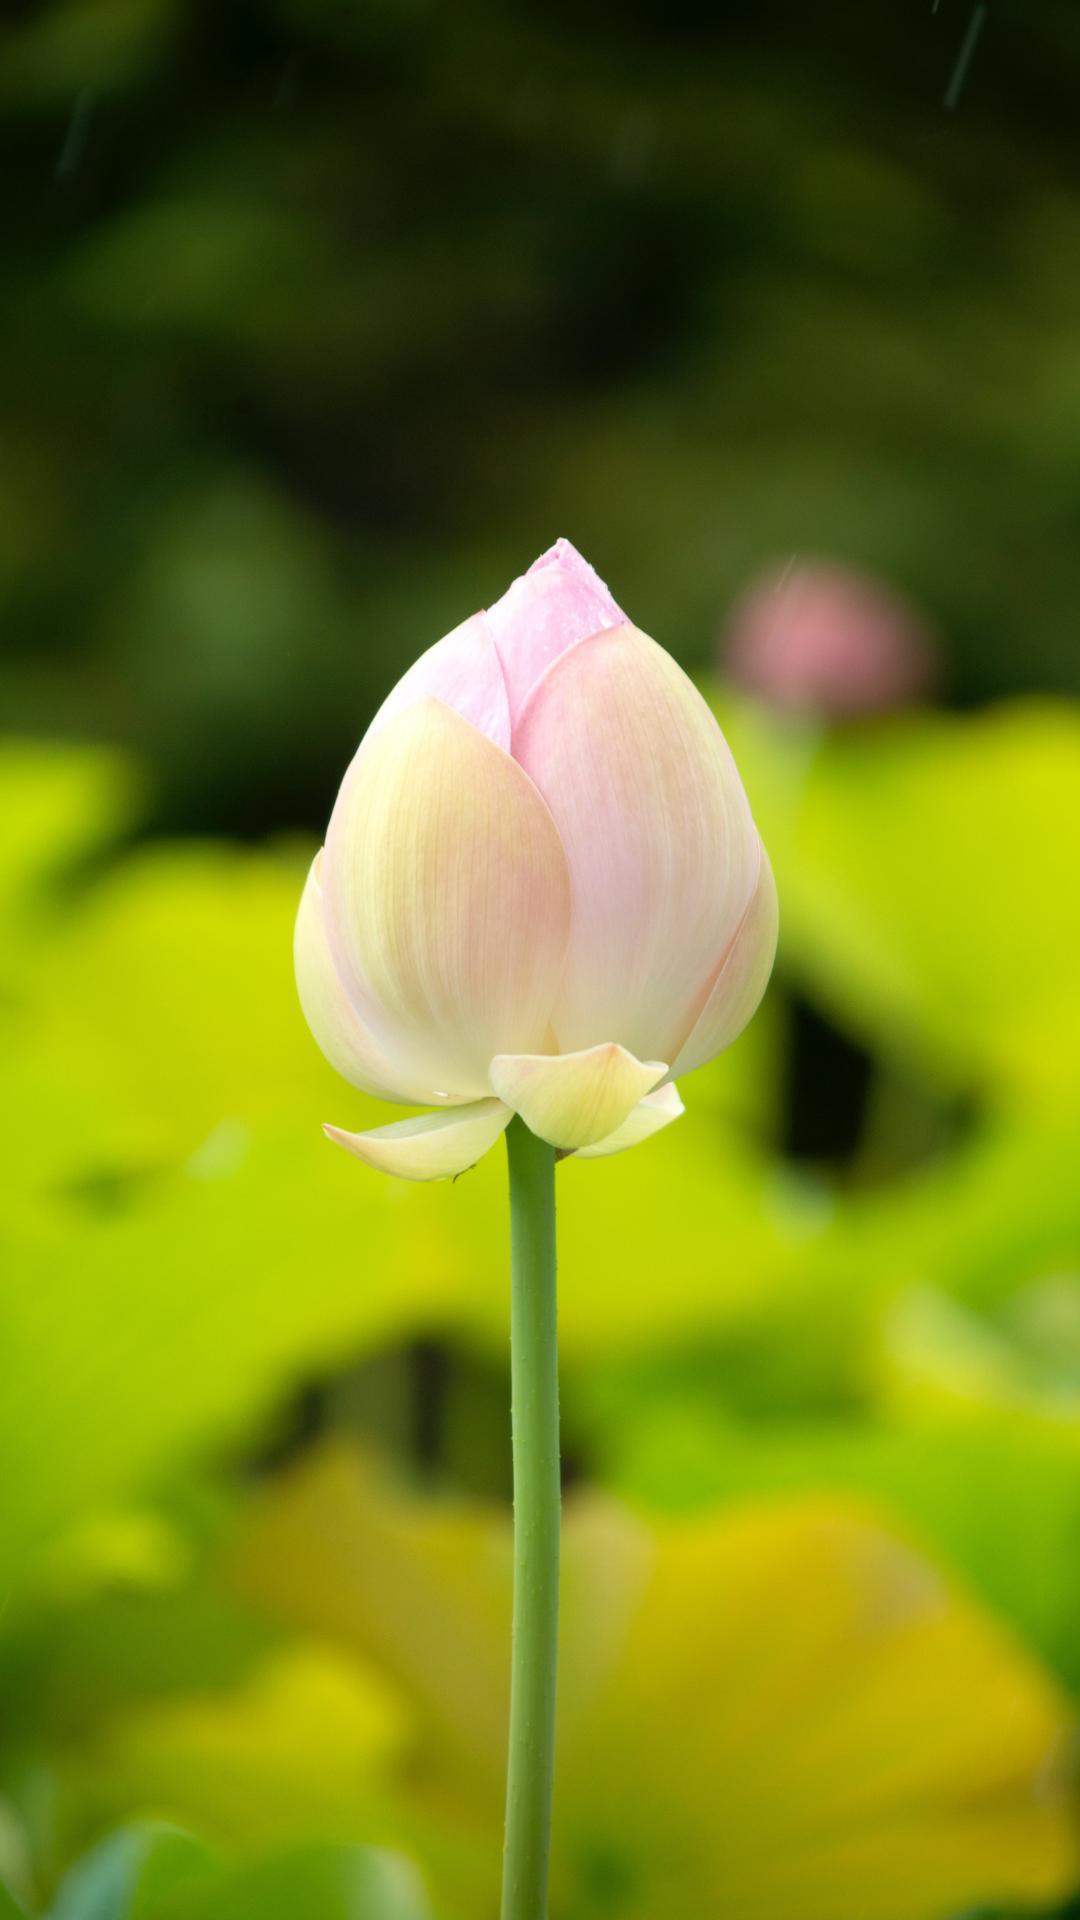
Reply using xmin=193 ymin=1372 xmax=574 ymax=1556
xmin=3 ymin=2 xmax=1080 ymax=1917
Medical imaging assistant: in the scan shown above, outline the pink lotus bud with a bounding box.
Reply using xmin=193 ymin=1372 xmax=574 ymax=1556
xmin=296 ymin=540 xmax=776 ymax=1179
xmin=724 ymin=561 xmax=937 ymax=717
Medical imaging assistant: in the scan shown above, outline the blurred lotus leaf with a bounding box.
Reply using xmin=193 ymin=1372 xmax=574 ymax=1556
xmin=66 ymin=1648 xmax=409 ymax=1850
xmin=142 ymin=1843 xmax=428 ymax=1920
xmin=139 ymin=1843 xmax=433 ymax=1920
xmin=0 ymin=740 xmax=416 ymax=1588
xmin=223 ymin=1446 xmax=1077 ymax=1920
xmin=601 ymin=1400 xmax=1080 ymax=1695
xmin=876 ymin=1281 xmax=1080 ymax=1434
xmin=571 ymin=1110 xmax=1080 ymax=1470
xmin=770 ymin=1113 xmax=1080 ymax=1412
xmin=0 ymin=742 xmax=137 ymax=928
xmin=49 ymin=1826 xmax=210 ymax=1920
xmin=0 ymin=1798 xmax=33 ymax=1917
xmin=46 ymin=1826 xmax=430 ymax=1920
xmin=720 ymin=695 xmax=1080 ymax=1115
xmin=34 ymin=1511 xmax=193 ymax=1608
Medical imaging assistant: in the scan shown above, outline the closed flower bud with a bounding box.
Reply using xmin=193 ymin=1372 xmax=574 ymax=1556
xmin=724 ymin=560 xmax=937 ymax=717
xmin=296 ymin=540 xmax=777 ymax=1179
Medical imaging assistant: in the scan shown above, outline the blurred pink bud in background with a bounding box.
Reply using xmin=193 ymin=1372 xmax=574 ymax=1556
xmin=723 ymin=560 xmax=938 ymax=717
xmin=296 ymin=541 xmax=777 ymax=1179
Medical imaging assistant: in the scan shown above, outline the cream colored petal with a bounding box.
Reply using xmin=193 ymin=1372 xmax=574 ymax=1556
xmin=573 ymin=1081 xmax=685 ymax=1159
xmin=669 ymin=845 xmax=778 ymax=1079
xmin=324 ymin=1099 xmax=511 ymax=1182
xmin=489 ymin=1043 xmax=666 ymax=1151
xmin=368 ymin=612 xmax=510 ymax=752
xmin=324 ymin=698 xmax=571 ymax=1097
xmin=513 ymin=623 xmax=761 ymax=1064
xmin=294 ymin=854 xmax=438 ymax=1105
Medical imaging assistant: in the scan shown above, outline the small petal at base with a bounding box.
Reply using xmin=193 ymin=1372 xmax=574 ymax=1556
xmin=489 ymin=1043 xmax=666 ymax=1151
xmin=324 ymin=1100 xmax=511 ymax=1182
xmin=573 ymin=1082 xmax=685 ymax=1159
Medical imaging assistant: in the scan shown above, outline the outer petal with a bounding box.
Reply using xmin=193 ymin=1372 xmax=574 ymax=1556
xmin=669 ymin=846 xmax=778 ymax=1079
xmin=324 ymin=1100 xmax=511 ymax=1182
xmin=489 ymin=1043 xmax=666 ymax=1151
xmin=573 ymin=1081 xmax=685 ymax=1159
xmin=324 ymin=697 xmax=571 ymax=1098
xmin=367 ymin=611 xmax=510 ymax=751
xmin=514 ymin=623 xmax=761 ymax=1064
xmin=293 ymin=852 xmax=436 ymax=1105
xmin=485 ymin=538 xmax=624 ymax=728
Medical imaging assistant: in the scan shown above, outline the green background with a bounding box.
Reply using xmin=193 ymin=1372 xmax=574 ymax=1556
xmin=3 ymin=4 xmax=1080 ymax=1918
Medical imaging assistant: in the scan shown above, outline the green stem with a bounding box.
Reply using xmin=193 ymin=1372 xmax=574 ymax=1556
xmin=501 ymin=1116 xmax=560 ymax=1920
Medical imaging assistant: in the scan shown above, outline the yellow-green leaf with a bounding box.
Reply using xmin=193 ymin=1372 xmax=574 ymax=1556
xmin=230 ymin=1447 xmax=1078 ymax=1920
xmin=720 ymin=694 xmax=1080 ymax=1115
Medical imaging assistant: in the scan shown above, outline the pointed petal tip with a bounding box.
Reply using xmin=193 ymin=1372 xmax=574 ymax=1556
xmin=486 ymin=542 xmax=625 ymax=722
xmin=323 ymin=1100 xmax=512 ymax=1182
xmin=528 ymin=536 xmax=598 ymax=580
xmin=528 ymin=537 xmax=622 ymax=616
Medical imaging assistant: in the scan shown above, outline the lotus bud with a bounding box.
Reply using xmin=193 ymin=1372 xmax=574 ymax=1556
xmin=296 ymin=540 xmax=777 ymax=1179
xmin=724 ymin=560 xmax=937 ymax=717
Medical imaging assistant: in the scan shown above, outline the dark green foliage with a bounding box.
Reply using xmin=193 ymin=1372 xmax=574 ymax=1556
xmin=3 ymin=2 xmax=1080 ymax=832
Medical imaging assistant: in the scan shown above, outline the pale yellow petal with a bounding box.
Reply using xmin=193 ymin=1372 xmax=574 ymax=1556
xmin=293 ymin=853 xmax=435 ymax=1104
xmin=573 ymin=1081 xmax=685 ymax=1159
xmin=324 ymin=698 xmax=571 ymax=1097
xmin=324 ymin=1100 xmax=511 ymax=1182
xmin=488 ymin=1043 xmax=666 ymax=1150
